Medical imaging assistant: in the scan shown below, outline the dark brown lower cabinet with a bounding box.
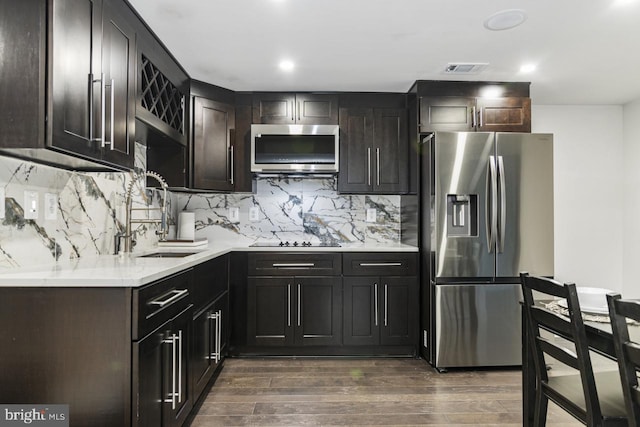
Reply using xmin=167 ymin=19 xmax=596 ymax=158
xmin=191 ymin=292 xmax=228 ymax=400
xmin=343 ymin=276 xmax=418 ymax=346
xmin=134 ymin=305 xmax=192 ymax=427
xmin=0 ymin=287 xmax=132 ymax=427
xmin=0 ymin=256 xmax=231 ymax=427
xmin=242 ymin=252 xmax=419 ymax=356
xmin=247 ymin=276 xmax=342 ymax=347
xmin=342 ymin=253 xmax=419 ymax=348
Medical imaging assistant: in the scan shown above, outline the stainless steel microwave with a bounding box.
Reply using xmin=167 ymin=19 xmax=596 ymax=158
xmin=250 ymin=124 xmax=339 ymax=174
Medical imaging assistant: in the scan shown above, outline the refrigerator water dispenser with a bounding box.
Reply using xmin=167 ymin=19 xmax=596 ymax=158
xmin=446 ymin=194 xmax=477 ymax=237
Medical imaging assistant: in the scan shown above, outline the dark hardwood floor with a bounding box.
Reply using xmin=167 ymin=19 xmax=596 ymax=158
xmin=190 ymin=358 xmax=581 ymax=426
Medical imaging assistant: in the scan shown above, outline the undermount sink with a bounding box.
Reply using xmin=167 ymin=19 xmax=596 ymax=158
xmin=139 ymin=252 xmax=198 ymax=258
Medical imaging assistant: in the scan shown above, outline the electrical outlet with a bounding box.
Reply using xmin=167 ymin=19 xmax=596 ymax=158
xmin=249 ymin=206 xmax=260 ymax=222
xmin=44 ymin=193 xmax=58 ymax=221
xmin=0 ymin=187 xmax=5 ymax=219
xmin=24 ymin=190 xmax=39 ymax=220
xmin=228 ymin=207 xmax=240 ymax=223
xmin=366 ymin=208 xmax=377 ymax=223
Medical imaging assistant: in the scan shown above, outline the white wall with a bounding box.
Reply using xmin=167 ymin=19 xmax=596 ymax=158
xmin=532 ymin=105 xmax=624 ymax=292
xmin=623 ymin=99 xmax=640 ymax=298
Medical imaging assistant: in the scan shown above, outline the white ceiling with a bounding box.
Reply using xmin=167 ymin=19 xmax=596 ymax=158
xmin=127 ymin=0 xmax=640 ymax=105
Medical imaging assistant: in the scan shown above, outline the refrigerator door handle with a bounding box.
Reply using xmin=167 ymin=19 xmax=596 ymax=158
xmin=497 ymin=156 xmax=506 ymax=253
xmin=485 ymin=156 xmax=498 ymax=252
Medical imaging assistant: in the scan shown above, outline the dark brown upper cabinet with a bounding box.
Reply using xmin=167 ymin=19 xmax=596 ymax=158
xmin=192 ymin=97 xmax=235 ymax=191
xmin=188 ymin=82 xmax=253 ymax=193
xmin=134 ymin=15 xmax=189 ymax=147
xmin=252 ymin=93 xmax=338 ymax=124
xmin=100 ymin=0 xmax=137 ymax=167
xmin=419 ymin=96 xmax=531 ymax=133
xmin=413 ymin=81 xmax=531 ymax=133
xmin=0 ymin=0 xmax=136 ymax=170
xmin=338 ymin=107 xmax=408 ymax=194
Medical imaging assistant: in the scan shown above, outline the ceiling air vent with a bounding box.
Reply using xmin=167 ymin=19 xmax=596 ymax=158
xmin=444 ymin=63 xmax=489 ymax=74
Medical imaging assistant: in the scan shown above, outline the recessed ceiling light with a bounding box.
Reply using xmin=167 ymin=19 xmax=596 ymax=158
xmin=520 ymin=63 xmax=537 ymax=73
xmin=279 ymin=60 xmax=295 ymax=72
xmin=483 ymin=9 xmax=527 ymax=31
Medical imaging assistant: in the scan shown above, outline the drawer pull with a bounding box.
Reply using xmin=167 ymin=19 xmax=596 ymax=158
xmin=148 ymin=289 xmax=189 ymax=308
xmin=272 ymin=263 xmax=315 ymax=268
xmin=359 ymin=262 xmax=402 ymax=267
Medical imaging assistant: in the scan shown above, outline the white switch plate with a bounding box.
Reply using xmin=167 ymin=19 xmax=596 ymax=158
xmin=0 ymin=187 xmax=5 ymax=219
xmin=249 ymin=206 xmax=260 ymax=222
xmin=24 ymin=190 xmax=39 ymax=219
xmin=228 ymin=207 xmax=240 ymax=223
xmin=44 ymin=193 xmax=58 ymax=221
xmin=366 ymin=208 xmax=377 ymax=223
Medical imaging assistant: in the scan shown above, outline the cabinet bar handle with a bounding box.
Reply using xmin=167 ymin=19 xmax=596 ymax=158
xmin=376 ymin=148 xmax=381 ymax=186
xmin=177 ymin=330 xmax=183 ymax=404
xmin=472 ymin=106 xmax=477 ymax=128
xmin=147 ymin=289 xmax=189 ymax=308
xmin=287 ymin=284 xmax=291 ymax=327
xmin=171 ymin=334 xmax=177 ymax=409
xmin=367 ymin=148 xmax=371 ymax=186
xmin=181 ymin=97 xmax=185 ymax=135
xmin=217 ymin=310 xmax=222 ymax=363
xmin=230 ymin=145 xmax=234 ymax=185
xmin=478 ymin=107 xmax=483 ymax=128
xmin=208 ymin=311 xmax=221 ymax=362
xmin=291 ymin=101 xmax=295 ymax=121
xmin=384 ymin=284 xmax=388 ymax=327
xmin=107 ymin=79 xmax=115 ymax=150
xmin=88 ymin=74 xmax=94 ymax=141
xmin=359 ymin=262 xmax=402 ymax=267
xmin=272 ymin=263 xmax=315 ymax=268
xmin=100 ymin=73 xmax=106 ymax=147
xmin=374 ymin=284 xmax=379 ymax=326
xmin=297 ymin=101 xmax=301 ymax=121
xmin=297 ymin=284 xmax=301 ymax=327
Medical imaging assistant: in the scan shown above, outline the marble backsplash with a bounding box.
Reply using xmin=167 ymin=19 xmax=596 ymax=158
xmin=0 ymin=145 xmax=171 ymax=269
xmin=0 ymin=150 xmax=403 ymax=270
xmin=174 ymin=178 xmax=401 ymax=246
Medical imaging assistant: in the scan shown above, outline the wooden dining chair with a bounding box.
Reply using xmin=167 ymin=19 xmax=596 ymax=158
xmin=520 ymin=273 xmax=627 ymax=426
xmin=607 ymin=293 xmax=640 ymax=426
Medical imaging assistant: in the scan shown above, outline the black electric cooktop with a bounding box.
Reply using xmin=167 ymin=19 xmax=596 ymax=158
xmin=249 ymin=241 xmax=341 ymax=248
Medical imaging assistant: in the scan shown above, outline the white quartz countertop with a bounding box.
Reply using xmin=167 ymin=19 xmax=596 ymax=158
xmin=0 ymin=242 xmax=418 ymax=287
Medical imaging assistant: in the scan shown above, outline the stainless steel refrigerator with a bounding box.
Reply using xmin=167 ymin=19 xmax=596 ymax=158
xmin=423 ymin=131 xmax=553 ymax=369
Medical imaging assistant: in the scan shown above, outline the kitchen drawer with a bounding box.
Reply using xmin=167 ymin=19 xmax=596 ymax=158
xmin=192 ymin=255 xmax=229 ymax=312
xmin=247 ymin=252 xmax=341 ymax=276
xmin=132 ymin=268 xmax=194 ymax=340
xmin=342 ymin=253 xmax=417 ymax=276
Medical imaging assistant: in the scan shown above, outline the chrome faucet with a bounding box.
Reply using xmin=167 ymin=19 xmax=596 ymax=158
xmin=120 ymin=171 xmax=169 ymax=253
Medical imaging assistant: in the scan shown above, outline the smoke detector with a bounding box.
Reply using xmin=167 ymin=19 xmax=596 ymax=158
xmin=444 ymin=63 xmax=489 ymax=74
